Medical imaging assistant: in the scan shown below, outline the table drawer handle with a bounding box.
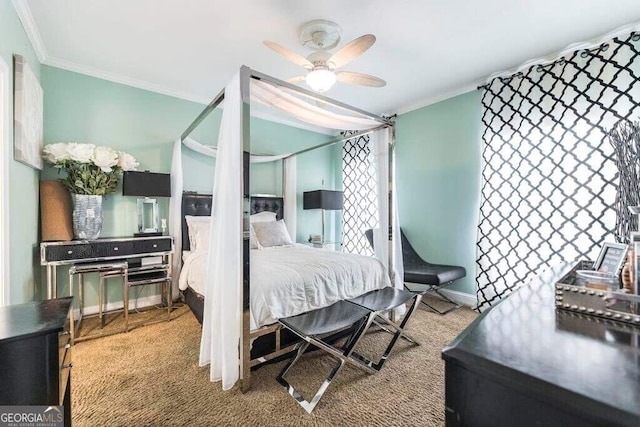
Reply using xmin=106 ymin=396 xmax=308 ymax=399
xmin=113 ymin=247 xmax=119 ymax=251
xmin=153 ymin=244 xmax=158 ymax=248
xmin=68 ymin=250 xmax=73 ymax=255
xmin=62 ymin=363 xmax=73 ymax=369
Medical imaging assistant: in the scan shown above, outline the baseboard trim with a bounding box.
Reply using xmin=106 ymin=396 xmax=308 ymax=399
xmin=73 ymin=294 xmax=162 ymax=318
xmin=438 ymin=288 xmax=478 ymax=308
xmin=405 ymin=282 xmax=477 ymax=308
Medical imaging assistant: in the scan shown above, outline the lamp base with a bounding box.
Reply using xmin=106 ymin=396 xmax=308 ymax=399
xmin=134 ymin=231 xmax=162 ymax=237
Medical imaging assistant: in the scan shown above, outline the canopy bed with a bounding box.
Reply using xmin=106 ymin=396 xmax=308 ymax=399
xmin=169 ymin=66 xmax=404 ymax=392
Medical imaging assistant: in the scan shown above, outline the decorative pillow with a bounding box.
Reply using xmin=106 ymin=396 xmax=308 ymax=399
xmin=250 ymin=211 xmax=277 ymax=224
xmin=250 ymin=225 xmax=262 ymax=250
xmin=185 ymin=215 xmax=211 ymax=252
xmin=252 ymin=220 xmax=293 ymax=247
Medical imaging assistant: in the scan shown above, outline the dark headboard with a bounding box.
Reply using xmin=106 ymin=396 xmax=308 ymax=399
xmin=181 ymin=192 xmax=284 ymax=251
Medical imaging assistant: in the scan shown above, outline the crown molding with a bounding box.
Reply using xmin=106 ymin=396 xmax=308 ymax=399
xmin=44 ymin=56 xmax=213 ymax=104
xmin=12 ymin=0 xmax=48 ymax=62
xmin=394 ymin=78 xmax=484 ymax=116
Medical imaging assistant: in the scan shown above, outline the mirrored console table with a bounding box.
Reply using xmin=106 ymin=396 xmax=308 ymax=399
xmin=40 ymin=236 xmax=174 ymax=300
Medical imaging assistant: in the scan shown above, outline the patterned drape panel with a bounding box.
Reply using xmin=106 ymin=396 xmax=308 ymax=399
xmin=476 ymin=32 xmax=640 ymax=311
xmin=342 ymin=132 xmax=378 ymax=255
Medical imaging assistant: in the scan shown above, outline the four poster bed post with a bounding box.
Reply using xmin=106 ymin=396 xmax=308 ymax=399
xmin=177 ymin=65 xmax=397 ymax=392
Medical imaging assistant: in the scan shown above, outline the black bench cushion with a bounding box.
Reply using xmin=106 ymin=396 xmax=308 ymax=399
xmin=404 ymin=263 xmax=466 ymax=286
xmin=347 ymin=287 xmax=416 ymax=312
xmin=279 ymin=300 xmax=370 ymax=337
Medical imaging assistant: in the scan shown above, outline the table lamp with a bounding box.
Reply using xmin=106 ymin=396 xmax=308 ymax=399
xmin=123 ymin=171 xmax=171 ymax=237
xmin=303 ymin=190 xmax=343 ymax=244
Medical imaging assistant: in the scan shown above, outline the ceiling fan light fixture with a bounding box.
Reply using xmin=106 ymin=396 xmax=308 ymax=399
xmin=305 ymin=69 xmax=336 ymax=93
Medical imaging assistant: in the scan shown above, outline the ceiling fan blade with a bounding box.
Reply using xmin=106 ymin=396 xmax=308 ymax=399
xmin=336 ymin=71 xmax=386 ymax=87
xmin=287 ymin=76 xmax=306 ymax=84
xmin=263 ymin=41 xmax=313 ymax=69
xmin=328 ymin=34 xmax=376 ymax=69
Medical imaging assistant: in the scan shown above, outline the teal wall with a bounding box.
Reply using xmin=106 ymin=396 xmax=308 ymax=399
xmin=396 ymin=91 xmax=483 ymax=296
xmin=41 ymin=65 xmax=338 ymax=308
xmin=0 ymin=1 xmax=42 ymax=304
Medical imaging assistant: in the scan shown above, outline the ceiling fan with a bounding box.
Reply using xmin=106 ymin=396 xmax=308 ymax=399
xmin=263 ymin=19 xmax=386 ymax=93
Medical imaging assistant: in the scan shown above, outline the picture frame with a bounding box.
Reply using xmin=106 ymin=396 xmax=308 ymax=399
xmin=13 ymin=54 xmax=43 ymax=170
xmin=593 ymin=242 xmax=628 ymax=276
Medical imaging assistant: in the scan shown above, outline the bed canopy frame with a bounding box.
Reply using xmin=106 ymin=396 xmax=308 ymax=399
xmin=174 ymin=66 xmax=401 ymax=392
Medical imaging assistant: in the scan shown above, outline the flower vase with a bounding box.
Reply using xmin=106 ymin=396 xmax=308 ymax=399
xmin=71 ymin=194 xmax=103 ymax=240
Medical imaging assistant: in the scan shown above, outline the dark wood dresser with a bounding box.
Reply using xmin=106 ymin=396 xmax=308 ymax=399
xmin=0 ymin=297 xmax=73 ymax=426
xmin=442 ymin=263 xmax=640 ymax=427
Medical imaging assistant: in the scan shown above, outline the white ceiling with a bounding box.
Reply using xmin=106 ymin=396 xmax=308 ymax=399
xmin=15 ymin=0 xmax=640 ymax=117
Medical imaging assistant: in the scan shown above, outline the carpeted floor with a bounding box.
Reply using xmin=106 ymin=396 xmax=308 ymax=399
xmin=71 ymin=298 xmax=477 ymax=426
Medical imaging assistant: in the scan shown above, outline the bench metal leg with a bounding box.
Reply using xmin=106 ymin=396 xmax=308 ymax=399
xmin=277 ymin=313 xmax=376 ymax=413
xmin=351 ymin=294 xmax=422 ymax=371
xmin=422 ymin=287 xmax=462 ymax=315
xmin=372 ymin=318 xmax=419 ymax=345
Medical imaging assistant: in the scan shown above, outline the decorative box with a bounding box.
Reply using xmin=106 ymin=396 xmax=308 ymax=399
xmin=555 ymin=260 xmax=640 ymax=325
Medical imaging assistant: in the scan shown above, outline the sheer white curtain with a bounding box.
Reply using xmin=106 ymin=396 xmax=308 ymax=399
xmin=251 ymin=80 xmax=380 ymax=131
xmin=169 ymin=139 xmax=184 ymax=296
xmin=370 ymin=128 xmax=405 ymax=316
xmin=198 ymin=73 xmax=243 ymax=389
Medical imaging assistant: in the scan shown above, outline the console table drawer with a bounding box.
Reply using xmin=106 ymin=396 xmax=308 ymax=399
xmin=42 ymin=237 xmax=173 ymax=263
xmin=45 ymin=241 xmax=134 ymax=261
xmin=133 ymin=238 xmax=172 ymax=253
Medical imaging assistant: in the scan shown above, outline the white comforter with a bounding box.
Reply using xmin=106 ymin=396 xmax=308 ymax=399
xmin=179 ymin=244 xmax=390 ymax=330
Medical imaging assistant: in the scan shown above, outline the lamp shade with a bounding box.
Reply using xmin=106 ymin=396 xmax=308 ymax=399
xmin=122 ymin=171 xmax=171 ymax=197
xmin=305 ymin=69 xmax=337 ymax=93
xmin=303 ymin=190 xmax=343 ymax=210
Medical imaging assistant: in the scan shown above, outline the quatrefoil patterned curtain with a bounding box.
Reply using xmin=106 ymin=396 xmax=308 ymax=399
xmin=476 ymin=31 xmax=640 ymax=311
xmin=342 ymin=132 xmax=377 ymax=256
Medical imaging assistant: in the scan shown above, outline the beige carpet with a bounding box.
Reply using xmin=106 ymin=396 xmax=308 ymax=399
xmin=71 ymin=298 xmax=477 ymax=426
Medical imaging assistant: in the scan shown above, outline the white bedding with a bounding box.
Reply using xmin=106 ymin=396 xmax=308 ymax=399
xmin=179 ymin=244 xmax=390 ymax=330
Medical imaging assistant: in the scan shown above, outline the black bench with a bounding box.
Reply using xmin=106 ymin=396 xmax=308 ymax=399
xmin=277 ymin=287 xmax=422 ymax=413
xmin=347 ymin=287 xmax=422 ymax=371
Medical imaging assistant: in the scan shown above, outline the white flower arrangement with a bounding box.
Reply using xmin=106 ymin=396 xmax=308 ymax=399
xmin=42 ymin=143 xmax=139 ymax=195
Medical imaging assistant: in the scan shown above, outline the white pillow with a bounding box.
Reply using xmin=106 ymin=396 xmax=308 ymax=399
xmin=252 ymin=220 xmax=293 ymax=247
xmin=250 ymin=224 xmax=262 ymax=250
xmin=250 ymin=211 xmax=277 ymax=224
xmin=185 ymin=215 xmax=211 ymax=252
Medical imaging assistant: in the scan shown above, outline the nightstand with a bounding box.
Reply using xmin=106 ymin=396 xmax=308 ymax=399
xmin=302 ymin=241 xmax=342 ymax=251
